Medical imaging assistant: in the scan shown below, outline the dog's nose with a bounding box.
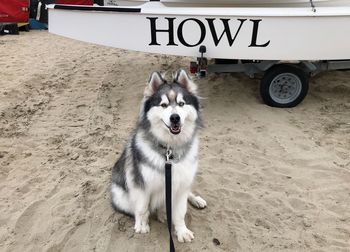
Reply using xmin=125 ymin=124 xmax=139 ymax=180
xmin=170 ymin=114 xmax=180 ymax=124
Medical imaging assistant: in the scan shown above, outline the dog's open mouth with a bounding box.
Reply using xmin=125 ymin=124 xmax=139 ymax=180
xmin=170 ymin=124 xmax=181 ymax=135
xmin=163 ymin=120 xmax=181 ymax=135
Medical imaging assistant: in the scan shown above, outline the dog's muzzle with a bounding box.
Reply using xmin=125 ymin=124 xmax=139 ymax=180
xmin=169 ymin=114 xmax=181 ymax=135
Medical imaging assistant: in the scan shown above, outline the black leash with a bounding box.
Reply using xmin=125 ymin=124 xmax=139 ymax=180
xmin=165 ymin=149 xmax=175 ymax=252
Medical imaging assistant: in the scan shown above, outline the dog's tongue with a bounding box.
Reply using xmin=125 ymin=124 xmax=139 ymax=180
xmin=170 ymin=125 xmax=181 ymax=135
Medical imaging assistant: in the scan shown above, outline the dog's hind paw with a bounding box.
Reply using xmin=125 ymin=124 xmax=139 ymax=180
xmin=176 ymin=227 xmax=194 ymax=243
xmin=188 ymin=193 xmax=207 ymax=209
xmin=157 ymin=211 xmax=166 ymax=223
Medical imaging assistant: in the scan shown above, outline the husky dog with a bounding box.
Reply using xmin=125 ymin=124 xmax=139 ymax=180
xmin=111 ymin=69 xmax=206 ymax=243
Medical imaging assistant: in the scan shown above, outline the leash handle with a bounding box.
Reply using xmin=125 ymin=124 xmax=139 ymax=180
xmin=165 ymin=162 xmax=175 ymax=252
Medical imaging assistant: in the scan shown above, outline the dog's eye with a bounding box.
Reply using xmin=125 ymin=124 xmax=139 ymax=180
xmin=178 ymin=102 xmax=185 ymax=107
xmin=161 ymin=103 xmax=168 ymax=108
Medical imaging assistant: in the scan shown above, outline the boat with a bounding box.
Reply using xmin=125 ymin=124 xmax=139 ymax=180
xmin=114 ymin=0 xmax=349 ymax=7
xmin=48 ymin=1 xmax=350 ymax=61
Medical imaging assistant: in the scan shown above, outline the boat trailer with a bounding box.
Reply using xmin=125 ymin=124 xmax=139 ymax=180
xmin=190 ymin=45 xmax=350 ymax=108
xmin=48 ymin=1 xmax=350 ymax=108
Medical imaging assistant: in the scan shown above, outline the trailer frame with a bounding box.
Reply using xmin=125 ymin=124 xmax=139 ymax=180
xmin=191 ymin=53 xmax=350 ymax=107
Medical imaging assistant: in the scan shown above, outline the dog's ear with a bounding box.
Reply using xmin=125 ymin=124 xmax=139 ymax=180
xmin=144 ymin=72 xmax=165 ymax=97
xmin=175 ymin=69 xmax=197 ymax=95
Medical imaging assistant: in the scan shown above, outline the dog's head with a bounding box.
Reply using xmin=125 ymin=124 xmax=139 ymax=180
xmin=140 ymin=69 xmax=201 ymax=145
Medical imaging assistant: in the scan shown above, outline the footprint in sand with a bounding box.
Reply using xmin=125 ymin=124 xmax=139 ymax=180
xmin=14 ymin=200 xmax=45 ymax=242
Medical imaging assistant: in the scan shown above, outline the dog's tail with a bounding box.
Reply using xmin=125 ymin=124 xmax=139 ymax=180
xmin=111 ymin=184 xmax=134 ymax=218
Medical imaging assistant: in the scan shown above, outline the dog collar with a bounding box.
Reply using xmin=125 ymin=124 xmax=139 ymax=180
xmin=159 ymin=144 xmax=176 ymax=161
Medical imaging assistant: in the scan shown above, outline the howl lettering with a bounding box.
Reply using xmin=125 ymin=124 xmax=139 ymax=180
xmin=147 ymin=17 xmax=270 ymax=48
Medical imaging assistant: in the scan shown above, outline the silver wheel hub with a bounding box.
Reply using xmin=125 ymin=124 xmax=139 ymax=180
xmin=269 ymin=73 xmax=302 ymax=104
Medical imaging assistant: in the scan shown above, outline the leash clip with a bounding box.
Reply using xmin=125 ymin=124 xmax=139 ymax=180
xmin=166 ymin=148 xmax=173 ymax=163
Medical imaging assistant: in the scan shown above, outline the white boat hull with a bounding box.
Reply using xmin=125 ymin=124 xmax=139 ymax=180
xmin=113 ymin=0 xmax=350 ymax=7
xmin=48 ymin=3 xmax=350 ymax=60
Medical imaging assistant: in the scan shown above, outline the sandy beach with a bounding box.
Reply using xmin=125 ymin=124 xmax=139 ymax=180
xmin=0 ymin=30 xmax=349 ymax=252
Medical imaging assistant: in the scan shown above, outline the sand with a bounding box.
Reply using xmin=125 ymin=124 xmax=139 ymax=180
xmin=0 ymin=30 xmax=349 ymax=252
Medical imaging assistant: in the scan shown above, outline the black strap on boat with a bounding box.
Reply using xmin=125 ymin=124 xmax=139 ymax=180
xmin=54 ymin=5 xmax=141 ymax=13
xmin=165 ymin=149 xmax=175 ymax=252
xmin=309 ymin=0 xmax=316 ymax=12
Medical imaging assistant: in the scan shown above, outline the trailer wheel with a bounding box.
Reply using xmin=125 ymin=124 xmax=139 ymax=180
xmin=260 ymin=65 xmax=309 ymax=108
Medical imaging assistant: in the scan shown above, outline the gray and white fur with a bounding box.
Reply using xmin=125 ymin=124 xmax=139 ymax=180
xmin=111 ymin=69 xmax=206 ymax=243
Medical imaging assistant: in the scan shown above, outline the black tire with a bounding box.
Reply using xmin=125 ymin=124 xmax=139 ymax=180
xmin=260 ymin=64 xmax=309 ymax=108
xmin=24 ymin=24 xmax=30 ymax=32
xmin=9 ymin=23 xmax=19 ymax=35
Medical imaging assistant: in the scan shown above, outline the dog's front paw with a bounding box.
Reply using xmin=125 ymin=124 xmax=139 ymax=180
xmin=176 ymin=227 xmax=194 ymax=243
xmin=190 ymin=195 xmax=207 ymax=209
xmin=134 ymin=223 xmax=150 ymax=234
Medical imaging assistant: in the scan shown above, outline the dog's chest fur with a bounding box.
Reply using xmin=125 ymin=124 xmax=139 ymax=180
xmin=135 ymin=135 xmax=199 ymax=211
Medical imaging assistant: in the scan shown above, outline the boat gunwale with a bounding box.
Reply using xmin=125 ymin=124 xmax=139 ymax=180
xmin=48 ymin=3 xmax=350 ymax=17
